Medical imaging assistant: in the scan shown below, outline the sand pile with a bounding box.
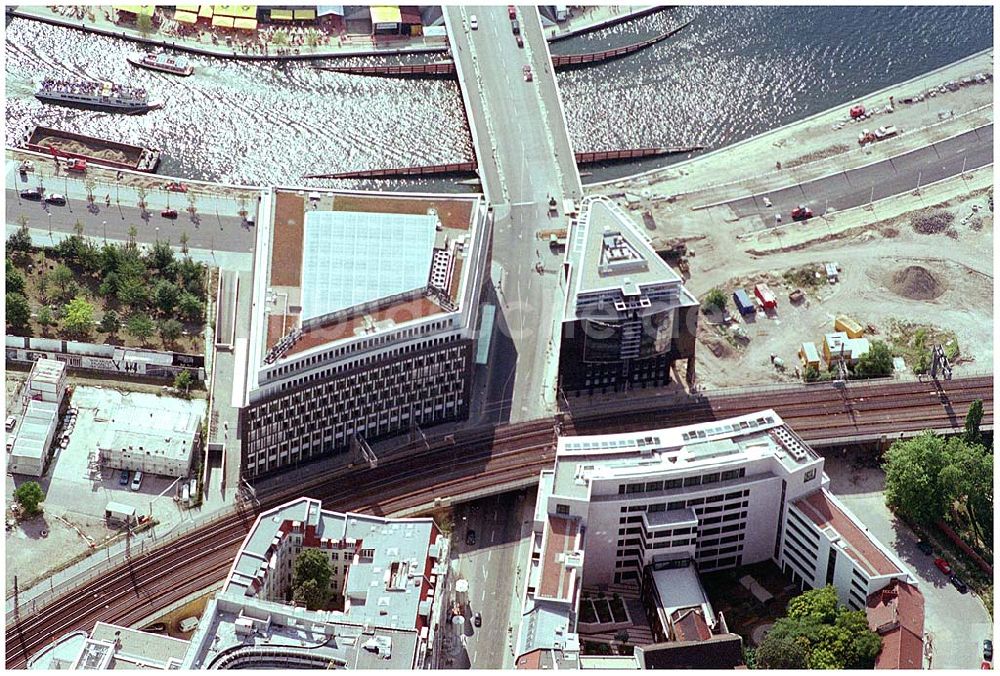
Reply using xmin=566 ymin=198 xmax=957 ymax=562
xmin=889 ymin=265 xmax=944 ymax=300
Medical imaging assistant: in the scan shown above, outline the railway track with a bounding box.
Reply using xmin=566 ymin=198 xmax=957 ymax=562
xmin=7 ymin=376 xmax=991 ymax=668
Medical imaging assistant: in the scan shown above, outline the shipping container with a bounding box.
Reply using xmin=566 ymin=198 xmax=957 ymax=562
xmin=754 ymin=283 xmax=777 ymax=309
xmin=834 ymin=315 xmax=864 ymax=339
xmin=799 ymin=342 xmax=821 ymax=369
xmin=732 ymin=289 xmax=755 ymax=316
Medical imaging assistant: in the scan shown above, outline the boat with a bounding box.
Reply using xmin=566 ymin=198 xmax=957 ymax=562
xmin=23 ymin=125 xmax=161 ymax=173
xmin=127 ymin=52 xmax=194 ymax=77
xmin=35 ymin=78 xmax=163 ymax=114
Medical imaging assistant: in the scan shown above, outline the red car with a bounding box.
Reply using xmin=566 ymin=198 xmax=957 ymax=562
xmin=161 ymin=208 xmax=178 ymax=219
xmin=933 ymin=557 xmax=953 ymax=575
xmin=166 ymin=182 xmax=188 ymax=193
xmin=791 ymin=205 xmax=813 ymax=221
xmin=507 ymin=5 xmax=516 ymax=19
xmin=850 ymin=104 xmax=866 ymax=119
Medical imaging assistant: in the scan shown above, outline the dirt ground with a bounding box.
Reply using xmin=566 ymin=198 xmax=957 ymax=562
xmin=683 ymin=188 xmax=993 ymax=389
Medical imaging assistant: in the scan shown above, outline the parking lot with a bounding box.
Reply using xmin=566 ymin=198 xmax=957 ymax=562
xmin=6 ymin=386 xmax=207 ymax=591
xmin=824 ymin=449 xmax=993 ymax=669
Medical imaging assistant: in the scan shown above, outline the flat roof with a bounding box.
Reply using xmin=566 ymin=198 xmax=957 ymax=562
xmin=538 ymin=515 xmax=579 ymax=601
xmin=11 ymin=399 xmax=57 ymax=461
xmin=552 ymin=410 xmax=819 ymax=500
xmin=300 ymin=210 xmax=437 ymax=322
xmin=650 ymin=565 xmax=715 ymax=626
xmin=97 ymin=404 xmax=201 ymax=461
xmin=28 ymin=357 xmax=66 ymax=385
xmin=792 ymin=490 xmax=902 ymax=577
xmin=85 ymin=622 xmax=190 ymax=669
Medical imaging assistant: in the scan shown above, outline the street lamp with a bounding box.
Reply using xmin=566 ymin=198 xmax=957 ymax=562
xmin=103 ymin=220 xmax=107 ymax=243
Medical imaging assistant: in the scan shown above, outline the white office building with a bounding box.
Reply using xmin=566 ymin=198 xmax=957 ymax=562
xmin=516 ymin=410 xmax=918 ymax=665
xmin=97 ymin=405 xmax=201 ymax=477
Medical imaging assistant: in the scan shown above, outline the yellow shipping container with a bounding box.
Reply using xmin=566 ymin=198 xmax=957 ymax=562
xmin=834 ymin=315 xmax=864 ymax=339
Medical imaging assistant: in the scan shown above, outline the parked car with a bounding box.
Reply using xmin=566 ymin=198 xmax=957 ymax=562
xmin=466 ymin=529 xmax=476 ymax=546
xmin=984 ymin=639 xmax=993 ymax=661
xmin=516 ymin=34 xmax=524 ymax=48
xmin=916 ymin=540 xmax=933 ymax=555
xmin=510 ymin=18 xmax=520 ymax=34
xmin=59 ymin=434 xmax=70 ymax=449
xmin=44 ymin=193 xmax=67 ymax=206
xmin=933 ymin=557 xmax=953 ymax=575
xmin=19 ymin=187 xmax=43 ymax=201
xmin=523 ymin=65 xmax=532 ymax=81
xmin=791 ymin=204 xmax=813 ymax=221
xmin=131 ymin=470 xmax=143 ymax=491
xmin=474 ymin=612 xmax=482 ymax=627
xmin=507 ymin=5 xmax=516 ymax=19
xmin=5 ymin=416 xmax=16 ymax=432
xmin=983 ymin=661 xmax=992 ymax=670
xmin=469 ymin=14 xmax=478 ymax=30
xmin=165 ymin=182 xmax=188 ymax=192
xmin=178 ymin=617 xmax=199 ymax=633
xmin=161 ymin=208 xmax=178 ymax=219
xmin=950 ymin=575 xmax=968 ymax=594
xmin=118 ymin=469 xmax=130 ymax=486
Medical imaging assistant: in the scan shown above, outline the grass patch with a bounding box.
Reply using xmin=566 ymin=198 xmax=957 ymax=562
xmin=782 ymin=263 xmax=827 ymax=290
xmin=885 ymin=319 xmax=959 ymax=374
xmin=784 ymin=143 xmax=853 ymax=169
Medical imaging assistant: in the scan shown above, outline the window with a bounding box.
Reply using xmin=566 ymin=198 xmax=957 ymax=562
xmin=648 ymin=503 xmax=666 ymax=513
xmin=805 ymin=468 xmax=817 ymax=482
xmin=683 ymin=475 xmax=702 ymax=487
xmin=664 ymin=478 xmax=683 ymax=490
xmin=686 ymin=498 xmax=704 ymax=507
xmin=556 ymin=504 xmax=570 ymax=515
xmin=645 ymin=480 xmax=664 ymax=492
xmin=667 ymin=501 xmax=686 ymax=511
xmin=626 ymin=483 xmax=644 ymax=494
xmin=706 ymin=494 xmax=724 ymax=503
xmin=702 ymin=472 xmax=720 ymax=484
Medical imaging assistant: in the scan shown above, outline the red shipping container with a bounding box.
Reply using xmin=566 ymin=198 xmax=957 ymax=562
xmin=754 ymin=283 xmax=777 ymax=309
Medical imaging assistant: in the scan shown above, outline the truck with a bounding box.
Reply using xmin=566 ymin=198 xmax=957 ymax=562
xmin=754 ymin=283 xmax=777 ymax=310
xmin=732 ymin=289 xmax=755 ymax=316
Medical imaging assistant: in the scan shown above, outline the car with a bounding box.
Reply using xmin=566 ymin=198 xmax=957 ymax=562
xmin=762 ymin=196 xmax=772 ymax=208
xmin=165 ymin=182 xmax=188 ymax=193
xmin=118 ymin=469 xmax=130 ymax=486
xmin=983 ymin=661 xmax=993 ymax=670
xmin=161 ymin=208 xmax=178 ymax=219
xmin=916 ymin=540 xmax=933 ymax=555
xmin=523 ymin=65 xmax=532 ymax=82
xmin=19 ymin=187 xmax=43 ymax=201
xmin=516 ymin=34 xmax=524 ymax=48
xmin=178 ymin=617 xmax=199 ymax=633
xmin=131 ymin=470 xmax=143 ymax=491
xmin=465 ymin=529 xmax=476 ymax=546
xmin=469 ymin=14 xmax=478 ymax=30
xmin=44 ymin=193 xmax=67 ymax=206
xmin=791 ymin=204 xmax=814 ymax=221
xmin=510 ymin=18 xmax=520 ymax=34
xmin=474 ymin=612 xmax=482 ymax=627
xmin=59 ymin=434 xmax=70 ymax=449
xmin=933 ymin=557 xmax=953 ymax=575
xmin=5 ymin=416 xmax=16 ymax=432
xmin=6 ymin=438 xmax=13 ymax=453
xmin=950 ymin=575 xmax=968 ymax=593
xmin=507 ymin=5 xmax=516 ymax=19
xmin=985 ymin=639 xmax=993 ymax=661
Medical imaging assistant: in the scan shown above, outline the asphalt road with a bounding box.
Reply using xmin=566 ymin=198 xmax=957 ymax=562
xmin=5 ymin=162 xmax=254 ymax=253
xmin=446 ymin=5 xmax=579 ymax=422
xmin=719 ymin=124 xmax=993 ymax=223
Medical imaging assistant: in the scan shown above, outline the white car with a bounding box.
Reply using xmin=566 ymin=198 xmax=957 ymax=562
xmin=5 ymin=416 xmax=16 ymax=432
xmin=469 ymin=14 xmax=478 ymax=30
xmin=131 ymin=470 xmax=143 ymax=491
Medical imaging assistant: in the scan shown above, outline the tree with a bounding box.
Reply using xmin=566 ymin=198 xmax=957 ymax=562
xmin=174 ymin=369 xmax=193 ymax=394
xmin=148 ymin=240 xmax=175 ymax=275
xmin=177 ymin=257 xmax=207 ymax=296
xmin=7 ymin=216 xmax=32 ymax=253
xmin=271 ymin=28 xmax=289 ymax=46
xmin=136 ymin=186 xmax=148 ymax=209
xmin=702 ymin=288 xmax=727 ymax=313
xmin=756 ymin=586 xmax=881 ymax=670
xmin=99 ymin=309 xmax=121 ymax=335
xmin=6 ymin=292 xmax=30 ymax=331
xmin=159 ymin=318 xmax=183 ymax=344
xmin=178 ymin=291 xmax=205 ymax=323
xmin=964 ymin=399 xmax=984 ymax=446
xmin=6 ymin=259 xmax=25 ymax=295
xmin=853 ymin=340 xmax=893 ymax=379
xmin=13 ymin=481 xmax=45 ymax=517
xmin=73 ymin=219 xmax=85 ymax=238
xmin=48 ymin=264 xmax=75 ymax=299
xmin=152 ymin=280 xmax=181 ymax=315
xmin=99 ymin=271 xmax=121 ymax=299
xmin=117 ymin=275 xmax=151 ymax=310
xmin=136 ymin=12 xmax=153 ymax=35
xmin=127 ymin=225 xmax=138 ymax=250
xmin=882 ymin=431 xmax=992 ymax=527
xmin=36 ymin=305 xmax=56 ymax=335
xmin=292 ymin=548 xmax=332 ymax=611
xmin=179 ymin=231 xmax=190 ymax=255
xmin=126 ymin=313 xmax=155 ymax=344
xmin=63 ymin=296 xmax=95 ymax=338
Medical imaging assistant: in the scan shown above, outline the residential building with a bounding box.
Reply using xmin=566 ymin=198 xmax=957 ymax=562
xmin=239 ymin=189 xmax=490 ymax=479
xmin=559 ymin=196 xmax=698 ymax=394
xmin=866 ymin=578 xmax=926 ymax=669
xmin=514 ymin=410 xmax=920 ymax=666
xmin=97 ymin=405 xmax=201 ymax=477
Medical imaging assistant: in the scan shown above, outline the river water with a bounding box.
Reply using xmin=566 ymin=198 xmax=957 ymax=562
xmin=4 ymin=6 xmax=993 ymax=191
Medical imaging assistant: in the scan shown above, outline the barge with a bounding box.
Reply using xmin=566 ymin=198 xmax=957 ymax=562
xmin=23 ymin=125 xmax=161 ymax=173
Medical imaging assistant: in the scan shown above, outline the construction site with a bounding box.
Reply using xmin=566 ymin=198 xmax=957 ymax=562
xmin=594 ymin=50 xmax=993 ymax=389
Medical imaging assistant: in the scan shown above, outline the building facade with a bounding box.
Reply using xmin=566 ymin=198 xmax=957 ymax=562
xmin=240 ymin=190 xmax=491 ymax=479
xmin=559 ymin=197 xmax=698 ymax=394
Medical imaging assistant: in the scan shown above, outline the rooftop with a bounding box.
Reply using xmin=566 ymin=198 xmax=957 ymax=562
xmin=96 ymin=404 xmax=201 ymax=461
xmin=866 ymin=579 xmax=925 ymax=670
xmin=11 ymin=399 xmax=58 ymax=461
xmin=649 ymin=565 xmax=716 ymax=630
xmin=551 ymin=410 xmax=819 ymax=500
xmin=27 ymin=357 xmax=66 ymax=386
xmin=537 ymin=515 xmax=581 ymax=601
xmin=565 ymin=197 xmax=689 ymax=320
xmin=792 ymin=490 xmax=902 ymax=577
xmin=72 ymin=622 xmax=189 ymax=670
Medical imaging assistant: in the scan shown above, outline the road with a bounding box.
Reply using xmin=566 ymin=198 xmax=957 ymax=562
xmin=714 ymin=124 xmax=993 ymax=223
xmin=5 ymin=161 xmax=254 ymax=253
xmin=445 ymin=5 xmax=581 ymax=423
xmin=437 ymin=491 xmax=533 ymax=669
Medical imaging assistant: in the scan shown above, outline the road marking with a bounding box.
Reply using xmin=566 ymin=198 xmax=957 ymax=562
xmin=510 ymin=201 xmax=535 ymax=207
xmin=483 ymin=565 xmax=489 ymax=580
xmin=488 ymin=550 xmax=493 ymax=562
xmin=481 ymin=587 xmax=486 ymax=601
xmin=491 ymin=529 xmax=496 ymax=544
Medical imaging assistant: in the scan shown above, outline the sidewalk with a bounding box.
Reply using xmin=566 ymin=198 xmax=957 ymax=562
xmin=10 ymin=5 xmax=660 ymax=62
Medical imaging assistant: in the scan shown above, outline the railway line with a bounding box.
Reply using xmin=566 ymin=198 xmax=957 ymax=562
xmin=6 ymin=375 xmax=991 ymax=668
